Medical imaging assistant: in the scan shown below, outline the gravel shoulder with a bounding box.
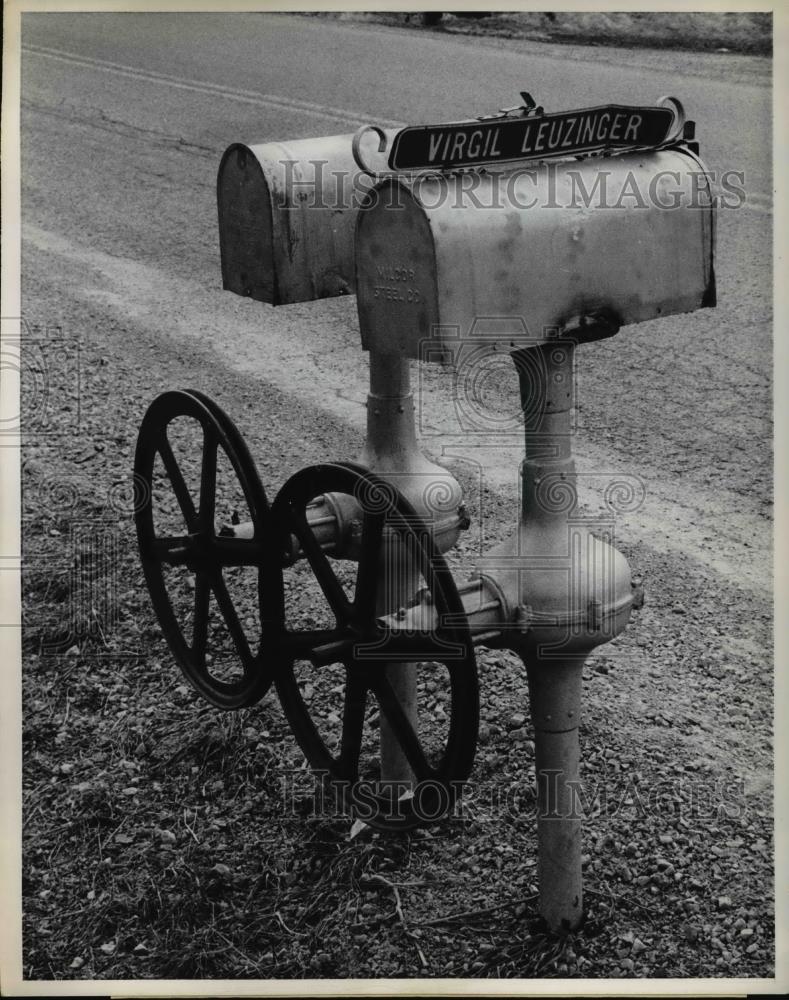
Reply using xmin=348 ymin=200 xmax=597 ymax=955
xmin=19 ymin=233 xmax=774 ymax=981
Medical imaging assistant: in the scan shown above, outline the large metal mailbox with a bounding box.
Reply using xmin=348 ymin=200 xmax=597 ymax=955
xmin=218 ymin=131 xmax=397 ymax=305
xmin=355 ymin=147 xmax=715 ymax=358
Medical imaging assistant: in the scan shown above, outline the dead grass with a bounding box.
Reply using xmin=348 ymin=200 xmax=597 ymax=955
xmin=317 ymin=11 xmax=771 ymax=56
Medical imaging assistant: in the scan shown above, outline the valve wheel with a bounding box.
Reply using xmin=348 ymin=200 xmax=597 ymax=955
xmin=134 ymin=389 xmax=277 ymax=709
xmin=269 ymin=462 xmax=479 ymax=829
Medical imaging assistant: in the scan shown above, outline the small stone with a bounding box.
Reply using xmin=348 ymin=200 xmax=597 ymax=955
xmin=740 ymin=927 xmax=754 ymax=938
xmin=616 ymin=863 xmax=633 ymax=883
xmin=211 ymin=863 xmax=231 ymax=878
xmin=683 ymin=922 xmax=700 ymax=943
xmin=631 ymin=938 xmax=647 ymax=956
xmin=65 ymin=645 xmax=80 ymax=657
xmin=478 ymin=723 xmax=491 ymax=744
xmin=69 ymin=956 xmax=84 ymax=969
xmin=507 ymin=712 xmax=527 ymax=730
xmin=717 ymin=896 xmax=733 ymax=910
xmin=672 ymin=604 xmax=688 ymax=614
xmin=658 ymin=833 xmax=673 ymax=845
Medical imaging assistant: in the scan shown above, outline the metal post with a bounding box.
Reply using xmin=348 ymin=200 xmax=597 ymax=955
xmin=362 ymin=354 xmax=421 ymax=794
xmin=516 ymin=341 xmax=586 ymax=933
xmin=376 ymin=562 xmax=419 ymax=794
xmin=527 ymin=656 xmax=585 ymax=933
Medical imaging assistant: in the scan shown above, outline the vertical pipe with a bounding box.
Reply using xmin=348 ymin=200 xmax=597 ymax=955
xmin=363 ymin=353 xmax=419 ymax=795
xmin=375 ymin=505 xmax=419 ymax=792
xmin=515 ymin=341 xmax=586 ymax=932
xmin=526 ymin=657 xmax=585 ymax=933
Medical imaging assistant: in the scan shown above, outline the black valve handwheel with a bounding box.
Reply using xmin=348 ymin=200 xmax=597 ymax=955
xmin=134 ymin=389 xmax=277 ymax=710
xmin=270 ymin=462 xmax=479 ymax=829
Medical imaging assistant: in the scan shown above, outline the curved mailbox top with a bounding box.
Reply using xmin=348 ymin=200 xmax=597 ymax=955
xmin=354 ymin=147 xmax=715 ymax=362
xmin=217 ymin=131 xmax=399 ymax=306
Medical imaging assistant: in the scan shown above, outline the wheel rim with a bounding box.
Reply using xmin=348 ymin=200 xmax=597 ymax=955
xmin=134 ymin=389 xmax=278 ymax=709
xmin=270 ymin=461 xmax=479 ymax=829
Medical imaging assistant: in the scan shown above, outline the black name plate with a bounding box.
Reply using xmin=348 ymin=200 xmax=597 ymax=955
xmin=388 ymin=104 xmax=675 ymax=171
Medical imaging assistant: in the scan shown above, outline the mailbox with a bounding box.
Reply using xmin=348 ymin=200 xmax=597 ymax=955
xmin=218 ymin=131 xmax=397 ymax=305
xmin=355 ymin=147 xmax=715 ymax=359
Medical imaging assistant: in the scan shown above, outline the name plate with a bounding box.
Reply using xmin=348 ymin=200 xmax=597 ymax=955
xmin=388 ymin=104 xmax=676 ymax=171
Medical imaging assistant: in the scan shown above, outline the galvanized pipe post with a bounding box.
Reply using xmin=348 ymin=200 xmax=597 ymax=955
xmin=361 ymin=353 xmax=463 ymax=793
xmin=526 ymin=656 xmax=585 ymax=933
xmin=516 ymin=340 xmax=587 ymax=934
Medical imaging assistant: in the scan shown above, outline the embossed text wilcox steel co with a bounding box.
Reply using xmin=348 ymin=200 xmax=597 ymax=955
xmin=135 ymin=95 xmax=715 ymax=933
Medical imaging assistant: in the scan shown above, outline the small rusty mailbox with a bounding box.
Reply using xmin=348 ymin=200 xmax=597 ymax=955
xmin=218 ymin=130 xmax=397 ymax=305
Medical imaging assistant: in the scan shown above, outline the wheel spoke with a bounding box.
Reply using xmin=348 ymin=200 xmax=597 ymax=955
xmin=210 ymin=571 xmax=253 ymax=668
xmin=158 ymin=436 xmax=198 ymax=530
xmin=199 ymin=428 xmax=218 ymax=531
xmin=289 ymin=505 xmax=353 ymax=622
xmin=338 ymin=669 xmax=368 ymax=778
xmin=192 ymin=572 xmax=210 ymax=663
xmin=371 ymin=674 xmax=433 ymax=780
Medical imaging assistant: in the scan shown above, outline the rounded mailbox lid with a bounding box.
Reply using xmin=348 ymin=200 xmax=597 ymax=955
xmin=354 ymin=149 xmax=715 ymax=363
xmin=355 ymin=180 xmax=441 ymax=358
xmin=218 ymin=143 xmax=276 ymax=304
xmin=218 ymin=134 xmax=400 ymax=306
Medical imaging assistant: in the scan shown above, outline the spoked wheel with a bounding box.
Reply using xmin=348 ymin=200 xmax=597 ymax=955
xmin=134 ymin=390 xmax=278 ymax=709
xmin=270 ymin=462 xmax=479 ymax=830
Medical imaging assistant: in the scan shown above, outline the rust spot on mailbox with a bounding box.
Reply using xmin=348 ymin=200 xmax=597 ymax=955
xmin=355 ymin=147 xmax=715 ymax=361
